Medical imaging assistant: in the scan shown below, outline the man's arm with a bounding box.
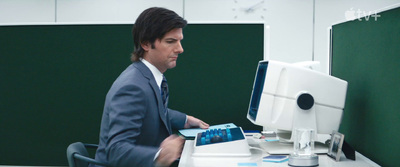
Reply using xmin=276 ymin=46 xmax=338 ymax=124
xmin=168 ymin=109 xmax=187 ymax=129
xmin=155 ymin=135 xmax=184 ymax=166
xmin=106 ymin=84 xmax=158 ymax=167
xmin=168 ymin=109 xmax=209 ymax=130
xmin=184 ymin=115 xmax=209 ymax=129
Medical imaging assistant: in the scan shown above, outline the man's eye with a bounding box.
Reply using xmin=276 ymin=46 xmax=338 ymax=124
xmin=166 ymin=41 xmax=175 ymax=43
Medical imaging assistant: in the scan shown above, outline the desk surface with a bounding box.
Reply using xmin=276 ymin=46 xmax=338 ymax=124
xmin=179 ymin=138 xmax=380 ymax=167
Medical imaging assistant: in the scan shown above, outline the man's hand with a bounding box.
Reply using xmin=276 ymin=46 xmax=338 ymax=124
xmin=184 ymin=115 xmax=209 ymax=129
xmin=156 ymin=135 xmax=185 ymax=167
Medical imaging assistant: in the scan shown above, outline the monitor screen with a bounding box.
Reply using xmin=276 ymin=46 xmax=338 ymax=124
xmin=248 ymin=61 xmax=268 ymax=121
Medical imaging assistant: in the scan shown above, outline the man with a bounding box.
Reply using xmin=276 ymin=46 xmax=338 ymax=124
xmin=94 ymin=7 xmax=209 ymax=167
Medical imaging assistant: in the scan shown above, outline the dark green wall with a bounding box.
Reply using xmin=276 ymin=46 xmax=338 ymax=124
xmin=331 ymin=7 xmax=400 ymax=166
xmin=0 ymin=24 xmax=263 ymax=165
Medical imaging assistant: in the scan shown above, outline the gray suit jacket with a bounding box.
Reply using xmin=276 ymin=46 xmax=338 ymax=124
xmin=94 ymin=61 xmax=187 ymax=167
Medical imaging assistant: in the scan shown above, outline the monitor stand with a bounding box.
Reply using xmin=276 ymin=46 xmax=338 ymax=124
xmin=259 ymin=140 xmax=328 ymax=155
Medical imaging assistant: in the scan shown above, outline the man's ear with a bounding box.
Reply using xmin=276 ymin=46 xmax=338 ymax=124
xmin=141 ymin=41 xmax=151 ymax=51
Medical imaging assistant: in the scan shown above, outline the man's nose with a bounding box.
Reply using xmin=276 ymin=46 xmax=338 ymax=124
xmin=175 ymin=42 xmax=184 ymax=54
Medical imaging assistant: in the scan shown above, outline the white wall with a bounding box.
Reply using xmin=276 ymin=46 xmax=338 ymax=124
xmin=184 ymin=0 xmax=267 ymax=23
xmin=56 ymin=0 xmax=183 ymax=23
xmin=1 ymin=0 xmax=400 ymax=73
xmin=0 ymin=0 xmax=55 ymax=23
xmin=0 ymin=0 xmax=184 ymax=24
xmin=265 ymin=0 xmax=313 ymax=63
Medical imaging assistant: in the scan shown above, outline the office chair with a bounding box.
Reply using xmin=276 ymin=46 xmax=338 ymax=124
xmin=67 ymin=142 xmax=109 ymax=167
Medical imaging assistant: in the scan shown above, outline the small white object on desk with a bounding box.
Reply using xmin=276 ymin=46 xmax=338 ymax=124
xmin=263 ymin=155 xmax=289 ymax=163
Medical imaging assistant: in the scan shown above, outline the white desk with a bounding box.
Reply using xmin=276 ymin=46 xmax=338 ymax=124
xmin=179 ymin=138 xmax=380 ymax=167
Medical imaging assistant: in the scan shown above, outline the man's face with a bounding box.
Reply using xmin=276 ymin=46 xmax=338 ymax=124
xmin=142 ymin=28 xmax=184 ymax=73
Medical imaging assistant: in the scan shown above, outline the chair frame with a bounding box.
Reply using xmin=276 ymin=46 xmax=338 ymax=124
xmin=67 ymin=142 xmax=109 ymax=167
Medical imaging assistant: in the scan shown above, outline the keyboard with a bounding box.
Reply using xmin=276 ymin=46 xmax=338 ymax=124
xmin=192 ymin=127 xmax=251 ymax=157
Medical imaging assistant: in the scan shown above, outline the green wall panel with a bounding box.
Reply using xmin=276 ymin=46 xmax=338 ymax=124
xmin=331 ymin=7 xmax=400 ymax=166
xmin=0 ymin=24 xmax=263 ymax=165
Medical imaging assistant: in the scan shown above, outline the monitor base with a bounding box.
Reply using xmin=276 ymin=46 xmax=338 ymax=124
xmin=288 ymin=153 xmax=319 ymax=167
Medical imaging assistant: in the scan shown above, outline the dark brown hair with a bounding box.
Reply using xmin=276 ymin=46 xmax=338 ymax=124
xmin=131 ymin=7 xmax=187 ymax=62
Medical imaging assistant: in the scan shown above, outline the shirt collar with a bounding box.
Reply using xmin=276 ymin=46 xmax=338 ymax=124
xmin=141 ymin=58 xmax=163 ymax=90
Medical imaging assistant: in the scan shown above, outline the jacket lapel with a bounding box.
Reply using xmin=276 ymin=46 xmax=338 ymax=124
xmin=134 ymin=61 xmax=172 ymax=134
xmin=149 ymin=80 xmax=172 ymax=134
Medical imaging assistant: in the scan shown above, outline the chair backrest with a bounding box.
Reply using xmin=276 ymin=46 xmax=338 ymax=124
xmin=67 ymin=142 xmax=91 ymax=167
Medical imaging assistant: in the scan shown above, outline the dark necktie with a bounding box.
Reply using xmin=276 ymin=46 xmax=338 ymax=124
xmin=161 ymin=76 xmax=169 ymax=114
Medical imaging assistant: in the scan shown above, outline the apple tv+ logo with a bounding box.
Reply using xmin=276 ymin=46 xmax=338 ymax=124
xmin=345 ymin=8 xmax=381 ymax=21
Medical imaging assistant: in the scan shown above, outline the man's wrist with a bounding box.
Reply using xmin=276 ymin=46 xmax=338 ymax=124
xmin=154 ymin=148 xmax=162 ymax=161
